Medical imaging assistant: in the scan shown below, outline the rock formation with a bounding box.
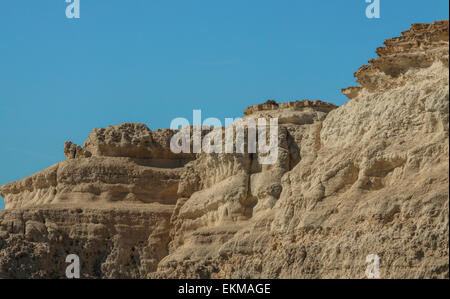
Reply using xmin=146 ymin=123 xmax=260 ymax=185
xmin=342 ymin=20 xmax=449 ymax=98
xmin=1 ymin=21 xmax=448 ymax=279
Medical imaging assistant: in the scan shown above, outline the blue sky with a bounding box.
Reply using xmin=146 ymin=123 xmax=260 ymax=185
xmin=0 ymin=1 xmax=448 ymax=209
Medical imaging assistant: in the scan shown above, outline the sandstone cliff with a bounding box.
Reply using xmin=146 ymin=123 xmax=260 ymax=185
xmin=0 ymin=21 xmax=448 ymax=279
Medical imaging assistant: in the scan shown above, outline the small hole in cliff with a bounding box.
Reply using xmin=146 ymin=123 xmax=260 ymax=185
xmin=0 ymin=196 xmax=4 ymax=210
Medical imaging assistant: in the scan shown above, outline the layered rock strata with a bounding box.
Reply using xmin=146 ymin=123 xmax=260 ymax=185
xmin=1 ymin=21 xmax=448 ymax=278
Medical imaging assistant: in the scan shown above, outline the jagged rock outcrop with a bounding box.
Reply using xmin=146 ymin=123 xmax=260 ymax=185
xmin=1 ymin=21 xmax=448 ymax=279
xmin=1 ymin=124 xmax=195 ymax=209
xmin=0 ymin=205 xmax=172 ymax=278
xmin=342 ymin=20 xmax=449 ymax=98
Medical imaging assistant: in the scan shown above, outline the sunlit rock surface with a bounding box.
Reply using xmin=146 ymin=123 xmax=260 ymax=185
xmin=1 ymin=21 xmax=448 ymax=279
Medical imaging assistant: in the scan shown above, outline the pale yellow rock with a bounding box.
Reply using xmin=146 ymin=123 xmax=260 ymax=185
xmin=0 ymin=21 xmax=448 ymax=279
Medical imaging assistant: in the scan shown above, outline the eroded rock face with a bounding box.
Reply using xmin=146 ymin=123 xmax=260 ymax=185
xmin=0 ymin=205 xmax=172 ymax=278
xmin=342 ymin=20 xmax=449 ymax=98
xmin=1 ymin=124 xmax=195 ymax=209
xmin=82 ymin=123 xmax=194 ymax=161
xmin=0 ymin=21 xmax=448 ymax=278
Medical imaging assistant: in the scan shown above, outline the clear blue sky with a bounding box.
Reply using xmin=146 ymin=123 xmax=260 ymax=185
xmin=0 ymin=1 xmax=448 ymax=209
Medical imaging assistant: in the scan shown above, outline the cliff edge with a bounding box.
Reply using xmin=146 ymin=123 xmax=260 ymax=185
xmin=0 ymin=21 xmax=448 ymax=279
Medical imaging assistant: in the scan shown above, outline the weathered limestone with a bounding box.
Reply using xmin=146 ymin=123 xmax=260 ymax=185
xmin=0 ymin=205 xmax=172 ymax=279
xmin=342 ymin=20 xmax=449 ymax=98
xmin=0 ymin=21 xmax=448 ymax=279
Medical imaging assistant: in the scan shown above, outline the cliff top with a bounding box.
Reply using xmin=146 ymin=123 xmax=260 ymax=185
xmin=343 ymin=20 xmax=449 ymax=99
xmin=243 ymin=99 xmax=338 ymax=116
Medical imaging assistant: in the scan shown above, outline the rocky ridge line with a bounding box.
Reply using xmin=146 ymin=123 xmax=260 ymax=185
xmin=0 ymin=21 xmax=448 ymax=279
